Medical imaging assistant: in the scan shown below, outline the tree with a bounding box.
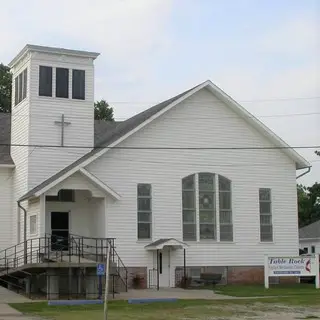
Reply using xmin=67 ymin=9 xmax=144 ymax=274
xmin=297 ymin=182 xmax=320 ymax=227
xmin=0 ymin=63 xmax=12 ymax=113
xmin=94 ymin=99 xmax=114 ymax=121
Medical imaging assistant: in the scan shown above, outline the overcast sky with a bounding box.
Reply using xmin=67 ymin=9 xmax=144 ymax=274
xmin=1 ymin=0 xmax=319 ymax=186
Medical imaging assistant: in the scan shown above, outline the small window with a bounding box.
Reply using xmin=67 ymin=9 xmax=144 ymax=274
xmin=14 ymin=77 xmax=18 ymax=105
xmin=72 ymin=69 xmax=85 ymax=100
xmin=30 ymin=215 xmax=37 ymax=235
xmin=46 ymin=189 xmax=75 ymax=202
xmin=137 ymin=184 xmax=152 ymax=239
xmin=56 ymin=68 xmax=69 ymax=98
xmin=39 ymin=66 xmax=52 ymax=97
xmin=22 ymin=68 xmax=27 ymax=100
xmin=303 ymin=247 xmax=308 ymax=253
xmin=259 ymin=188 xmax=273 ymax=242
xmin=311 ymin=246 xmax=315 ymax=254
xmin=14 ymin=68 xmax=28 ymax=106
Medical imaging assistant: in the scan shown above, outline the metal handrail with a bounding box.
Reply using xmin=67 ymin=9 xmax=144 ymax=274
xmin=0 ymin=233 xmax=128 ymax=293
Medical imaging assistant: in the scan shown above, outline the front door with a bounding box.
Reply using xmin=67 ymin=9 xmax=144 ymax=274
xmin=51 ymin=212 xmax=69 ymax=251
xmin=159 ymin=248 xmax=171 ymax=287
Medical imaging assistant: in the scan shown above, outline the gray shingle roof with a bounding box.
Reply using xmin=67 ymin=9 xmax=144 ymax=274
xmin=144 ymin=239 xmax=172 ymax=248
xmin=299 ymin=220 xmax=320 ymax=239
xmin=17 ymin=84 xmax=200 ymax=201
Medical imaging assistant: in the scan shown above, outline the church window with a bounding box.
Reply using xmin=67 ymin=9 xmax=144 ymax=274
xmin=72 ymin=69 xmax=85 ymax=100
xmin=219 ymin=175 xmax=233 ymax=241
xmin=182 ymin=173 xmax=233 ymax=242
xmin=182 ymin=174 xmax=197 ymax=241
xmin=14 ymin=68 xmax=28 ymax=106
xmin=39 ymin=66 xmax=52 ymax=97
xmin=29 ymin=215 xmax=37 ymax=235
xmin=137 ymin=184 xmax=152 ymax=239
xmin=56 ymin=68 xmax=69 ymax=98
xmin=259 ymin=188 xmax=273 ymax=242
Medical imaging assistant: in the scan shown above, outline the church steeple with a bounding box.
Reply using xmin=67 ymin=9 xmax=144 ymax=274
xmin=9 ymin=44 xmax=100 ymax=190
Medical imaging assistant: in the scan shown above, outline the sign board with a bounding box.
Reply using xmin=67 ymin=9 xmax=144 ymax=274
xmin=97 ymin=263 xmax=105 ymax=276
xmin=264 ymin=255 xmax=319 ymax=289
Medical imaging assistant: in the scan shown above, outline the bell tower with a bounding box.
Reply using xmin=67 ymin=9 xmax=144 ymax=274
xmin=9 ymin=44 xmax=100 ymax=189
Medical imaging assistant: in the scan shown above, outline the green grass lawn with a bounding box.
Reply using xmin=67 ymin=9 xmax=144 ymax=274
xmin=10 ymin=293 xmax=320 ymax=320
xmin=214 ymin=284 xmax=319 ymax=297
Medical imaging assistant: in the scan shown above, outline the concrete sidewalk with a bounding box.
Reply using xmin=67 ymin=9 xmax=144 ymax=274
xmin=0 ymin=286 xmax=35 ymax=319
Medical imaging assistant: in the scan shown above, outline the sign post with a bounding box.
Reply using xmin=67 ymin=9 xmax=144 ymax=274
xmin=96 ymin=263 xmax=105 ymax=299
xmin=264 ymin=255 xmax=319 ymax=289
xmin=103 ymin=244 xmax=111 ymax=320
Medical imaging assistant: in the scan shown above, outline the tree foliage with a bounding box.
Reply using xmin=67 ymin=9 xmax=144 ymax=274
xmin=0 ymin=63 xmax=12 ymax=113
xmin=94 ymin=99 xmax=114 ymax=121
xmin=298 ymin=182 xmax=320 ymax=227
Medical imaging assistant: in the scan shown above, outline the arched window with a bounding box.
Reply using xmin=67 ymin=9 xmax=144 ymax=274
xmin=182 ymin=173 xmax=233 ymax=242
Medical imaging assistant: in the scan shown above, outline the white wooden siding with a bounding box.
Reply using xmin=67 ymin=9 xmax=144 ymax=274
xmin=46 ymin=172 xmax=105 ymax=198
xmin=86 ymin=88 xmax=299 ymax=268
xmin=27 ymin=52 xmax=95 ymax=189
xmin=0 ymin=169 xmax=14 ymax=251
xmin=300 ymin=240 xmax=320 ymax=254
xmin=10 ymin=55 xmax=32 ymax=246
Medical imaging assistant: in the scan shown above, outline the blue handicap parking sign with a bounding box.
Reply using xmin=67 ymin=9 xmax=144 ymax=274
xmin=97 ymin=263 xmax=105 ymax=276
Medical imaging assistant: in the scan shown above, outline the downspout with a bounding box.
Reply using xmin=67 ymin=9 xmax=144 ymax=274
xmin=17 ymin=200 xmax=28 ymax=264
xmin=296 ymin=166 xmax=311 ymax=180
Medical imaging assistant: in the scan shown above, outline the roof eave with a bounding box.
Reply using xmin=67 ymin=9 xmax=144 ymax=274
xmin=8 ymin=44 xmax=100 ymax=68
xmin=0 ymin=164 xmax=15 ymax=168
xmin=203 ymin=81 xmax=311 ymax=170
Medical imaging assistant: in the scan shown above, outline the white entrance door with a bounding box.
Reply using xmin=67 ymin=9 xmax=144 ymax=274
xmin=159 ymin=248 xmax=171 ymax=287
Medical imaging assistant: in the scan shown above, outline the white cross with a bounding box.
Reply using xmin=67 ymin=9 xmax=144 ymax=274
xmin=54 ymin=114 xmax=71 ymax=146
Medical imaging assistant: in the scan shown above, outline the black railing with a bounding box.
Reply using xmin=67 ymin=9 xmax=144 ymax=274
xmin=0 ymin=234 xmax=128 ymax=295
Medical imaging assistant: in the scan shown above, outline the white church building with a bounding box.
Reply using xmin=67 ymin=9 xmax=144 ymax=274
xmin=0 ymin=44 xmax=311 ymax=294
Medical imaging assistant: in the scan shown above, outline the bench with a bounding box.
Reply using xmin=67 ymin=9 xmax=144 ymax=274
xmin=192 ymin=273 xmax=222 ymax=288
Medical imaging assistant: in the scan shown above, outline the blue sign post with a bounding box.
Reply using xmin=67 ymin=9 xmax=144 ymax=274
xmin=97 ymin=264 xmax=105 ymax=299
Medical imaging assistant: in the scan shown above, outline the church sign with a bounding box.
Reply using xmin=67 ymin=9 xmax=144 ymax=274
xmin=264 ymin=255 xmax=319 ymax=289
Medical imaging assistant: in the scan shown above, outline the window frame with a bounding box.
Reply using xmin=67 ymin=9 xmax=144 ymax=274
xmin=182 ymin=173 xmax=233 ymax=242
xmin=218 ymin=175 xmax=233 ymax=242
xmin=14 ymin=67 xmax=28 ymax=106
xmin=259 ymin=188 xmax=273 ymax=242
xmin=39 ymin=66 xmax=53 ymax=97
xmin=182 ymin=174 xmax=197 ymax=241
xmin=55 ymin=67 xmax=69 ymax=98
xmin=72 ymin=69 xmax=85 ymax=100
xmin=29 ymin=215 xmax=37 ymax=236
xmin=137 ymin=183 xmax=152 ymax=240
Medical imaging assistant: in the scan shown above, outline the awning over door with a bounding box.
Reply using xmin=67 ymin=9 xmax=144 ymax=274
xmin=144 ymin=238 xmax=188 ymax=251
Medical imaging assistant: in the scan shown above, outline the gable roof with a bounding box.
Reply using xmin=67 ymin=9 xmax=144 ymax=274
xmin=14 ymin=80 xmax=310 ymax=201
xmin=299 ymin=220 xmax=320 ymax=240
